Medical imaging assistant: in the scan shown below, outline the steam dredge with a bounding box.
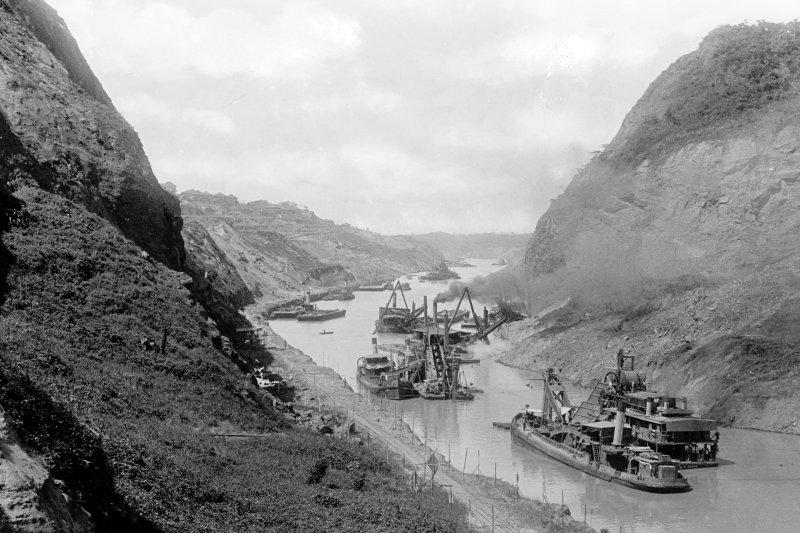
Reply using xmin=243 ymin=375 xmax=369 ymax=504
xmin=356 ymin=338 xmax=421 ymax=400
xmin=511 ymin=352 xmax=718 ymax=492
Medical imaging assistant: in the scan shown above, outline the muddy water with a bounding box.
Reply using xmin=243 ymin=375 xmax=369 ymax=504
xmin=270 ymin=259 xmax=800 ymax=533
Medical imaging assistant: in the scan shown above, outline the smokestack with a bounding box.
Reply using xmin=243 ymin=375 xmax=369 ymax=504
xmin=412 ymin=301 xmax=416 ymax=314
xmin=392 ymin=293 xmax=397 ymax=307
xmin=305 ymin=291 xmax=311 ymax=305
xmin=423 ymin=296 xmax=428 ymax=328
xmin=443 ymin=311 xmax=449 ymax=350
xmin=646 ymin=398 xmax=653 ymax=416
xmin=371 ymin=337 xmax=378 ymax=355
xmin=483 ymin=306 xmax=489 ymax=329
xmin=613 ymin=400 xmax=626 ymax=446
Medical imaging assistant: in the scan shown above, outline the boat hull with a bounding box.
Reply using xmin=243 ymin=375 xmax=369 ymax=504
xmin=510 ymin=418 xmax=691 ymax=493
xmin=297 ymin=309 xmax=346 ymax=321
xmin=271 ymin=310 xmax=300 ymax=319
xmin=357 ymin=375 xmax=418 ymax=400
xmin=374 ymin=324 xmax=413 ymax=334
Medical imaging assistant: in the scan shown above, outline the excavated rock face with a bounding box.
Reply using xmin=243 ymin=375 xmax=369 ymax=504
xmin=525 ymin=22 xmax=800 ymax=279
xmin=512 ymin=22 xmax=800 ymax=431
xmin=0 ymin=0 xmax=184 ymax=269
xmin=180 ymin=190 xmax=442 ymax=302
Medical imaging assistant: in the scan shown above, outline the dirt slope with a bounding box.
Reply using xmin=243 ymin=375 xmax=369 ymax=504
xmin=179 ymin=190 xmax=443 ymax=302
xmin=504 ymin=22 xmax=800 ymax=432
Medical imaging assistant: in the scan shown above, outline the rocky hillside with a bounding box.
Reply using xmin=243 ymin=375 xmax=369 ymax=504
xmin=179 ymin=190 xmax=443 ymax=303
xmin=0 ymin=2 xmax=465 ymax=531
xmin=412 ymin=232 xmax=530 ymax=265
xmin=503 ymin=22 xmax=800 ymax=433
xmin=0 ymin=0 xmax=183 ymax=269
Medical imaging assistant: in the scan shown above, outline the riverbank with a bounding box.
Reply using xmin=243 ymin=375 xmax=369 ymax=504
xmin=248 ymin=309 xmax=594 ymax=533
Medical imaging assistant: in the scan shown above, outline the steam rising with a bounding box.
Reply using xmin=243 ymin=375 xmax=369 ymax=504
xmin=464 ymin=233 xmax=712 ymax=319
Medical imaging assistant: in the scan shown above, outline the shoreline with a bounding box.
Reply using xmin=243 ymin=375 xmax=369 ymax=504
xmin=247 ymin=309 xmax=594 ymax=533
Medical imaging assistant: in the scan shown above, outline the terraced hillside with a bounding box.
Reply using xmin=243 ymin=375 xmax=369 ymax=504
xmin=179 ymin=191 xmax=443 ymax=302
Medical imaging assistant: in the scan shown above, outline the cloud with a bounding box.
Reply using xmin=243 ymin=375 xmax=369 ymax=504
xmin=47 ymin=0 xmax=800 ymax=236
xmin=51 ymin=1 xmax=362 ymax=82
xmin=183 ymin=109 xmax=236 ymax=135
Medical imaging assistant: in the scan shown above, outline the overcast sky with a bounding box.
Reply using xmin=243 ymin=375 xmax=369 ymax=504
xmin=47 ymin=1 xmax=799 ymax=235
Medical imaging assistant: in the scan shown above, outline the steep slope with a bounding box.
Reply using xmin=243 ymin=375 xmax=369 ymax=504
xmin=179 ymin=191 xmax=443 ymax=302
xmin=0 ymin=2 xmax=467 ymax=531
xmin=0 ymin=0 xmax=183 ymax=269
xmin=505 ymin=22 xmax=800 ymax=432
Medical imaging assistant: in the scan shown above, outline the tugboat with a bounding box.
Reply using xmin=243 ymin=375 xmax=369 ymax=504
xmin=296 ymin=307 xmax=346 ymax=321
xmin=294 ymin=292 xmax=346 ymax=322
xmin=511 ymin=370 xmax=691 ymax=493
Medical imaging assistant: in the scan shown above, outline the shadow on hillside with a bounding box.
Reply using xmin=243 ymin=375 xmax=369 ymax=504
xmin=0 ymin=188 xmax=19 ymax=308
xmin=0 ymin=365 xmax=161 ymax=532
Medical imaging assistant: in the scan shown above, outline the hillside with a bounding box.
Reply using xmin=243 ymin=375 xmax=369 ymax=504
xmin=0 ymin=1 xmax=466 ymax=530
xmin=0 ymin=0 xmax=183 ymax=269
xmin=179 ymin=190 xmax=443 ymax=303
xmin=500 ymin=22 xmax=800 ymax=433
xmin=412 ymin=232 xmax=530 ymax=265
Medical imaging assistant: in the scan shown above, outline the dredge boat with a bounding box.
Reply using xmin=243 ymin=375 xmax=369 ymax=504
xmin=511 ymin=369 xmax=691 ymax=493
xmin=572 ymin=350 xmax=719 ymax=468
xmin=413 ymin=340 xmax=474 ymax=401
xmin=356 ymin=339 xmax=420 ymax=400
xmin=374 ymin=282 xmax=424 ymax=334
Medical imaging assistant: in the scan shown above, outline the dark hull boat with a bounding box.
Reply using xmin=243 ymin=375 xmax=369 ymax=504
xmin=271 ymin=307 xmax=303 ymax=319
xmin=297 ymin=308 xmax=346 ymax=321
xmin=511 ymin=413 xmax=690 ymax=493
xmin=510 ymin=369 xmax=691 ymax=493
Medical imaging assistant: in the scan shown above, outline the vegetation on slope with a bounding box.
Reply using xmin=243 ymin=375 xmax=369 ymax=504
xmin=609 ymin=21 xmax=800 ymax=165
xmin=0 ymin=187 xmax=466 ymax=531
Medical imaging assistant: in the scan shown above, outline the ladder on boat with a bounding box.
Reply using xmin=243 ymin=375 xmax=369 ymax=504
xmin=570 ymin=382 xmax=606 ymax=424
xmin=591 ymin=443 xmax=601 ymax=464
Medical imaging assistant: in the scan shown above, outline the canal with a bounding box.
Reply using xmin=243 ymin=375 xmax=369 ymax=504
xmin=270 ymin=259 xmax=800 ymax=533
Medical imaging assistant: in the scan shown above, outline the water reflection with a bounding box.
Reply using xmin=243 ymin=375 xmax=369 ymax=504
xmin=270 ymin=259 xmax=800 ymax=533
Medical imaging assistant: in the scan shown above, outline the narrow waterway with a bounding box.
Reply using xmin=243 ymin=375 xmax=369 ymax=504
xmin=270 ymin=259 xmax=800 ymax=533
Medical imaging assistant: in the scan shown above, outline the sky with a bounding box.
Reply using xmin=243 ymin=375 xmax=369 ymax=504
xmin=47 ymin=1 xmax=799 ymax=235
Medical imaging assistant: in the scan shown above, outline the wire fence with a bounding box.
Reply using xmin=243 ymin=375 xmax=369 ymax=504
xmin=292 ymin=374 xmax=543 ymax=533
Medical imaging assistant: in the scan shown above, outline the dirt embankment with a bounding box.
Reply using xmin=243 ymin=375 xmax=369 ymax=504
xmin=246 ymin=308 xmax=595 ymax=533
xmin=494 ymin=275 xmax=800 ymax=434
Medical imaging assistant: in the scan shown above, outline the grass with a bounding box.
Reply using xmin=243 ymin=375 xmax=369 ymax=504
xmin=0 ymin=186 xmax=468 ymax=532
xmin=610 ymin=21 xmax=800 ymax=165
